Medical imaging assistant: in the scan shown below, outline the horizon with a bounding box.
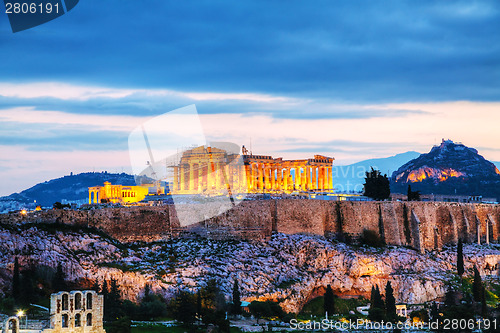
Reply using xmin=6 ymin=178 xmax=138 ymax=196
xmin=1 ymin=1 xmax=500 ymax=196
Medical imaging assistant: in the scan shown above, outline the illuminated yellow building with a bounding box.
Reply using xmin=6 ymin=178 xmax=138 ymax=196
xmin=88 ymin=181 xmax=157 ymax=204
xmin=171 ymin=146 xmax=334 ymax=194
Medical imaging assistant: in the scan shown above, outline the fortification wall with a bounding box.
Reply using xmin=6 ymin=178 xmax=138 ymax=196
xmin=2 ymin=200 xmax=500 ymax=250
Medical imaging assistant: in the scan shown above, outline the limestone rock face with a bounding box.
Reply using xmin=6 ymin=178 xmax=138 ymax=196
xmin=0 ymin=225 xmax=499 ymax=314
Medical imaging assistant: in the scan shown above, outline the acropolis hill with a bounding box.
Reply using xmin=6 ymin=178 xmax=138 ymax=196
xmin=3 ymin=200 xmax=499 ymax=251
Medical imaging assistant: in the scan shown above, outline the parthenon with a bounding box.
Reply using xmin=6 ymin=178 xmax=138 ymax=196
xmin=171 ymin=145 xmax=334 ymax=195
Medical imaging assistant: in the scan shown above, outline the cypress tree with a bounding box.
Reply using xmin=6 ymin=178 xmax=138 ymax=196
xmin=92 ymin=280 xmax=100 ymax=292
xmin=323 ymin=285 xmax=335 ymax=316
xmin=102 ymin=280 xmax=109 ymax=297
xmin=12 ymin=257 xmax=20 ymax=303
xmin=385 ymin=281 xmax=396 ymax=321
xmin=457 ymin=239 xmax=464 ymax=276
xmin=473 ymin=266 xmax=482 ymax=302
xmin=481 ymin=285 xmax=488 ymax=317
xmin=375 ymin=285 xmax=385 ymax=310
xmin=430 ymin=302 xmax=439 ymax=320
xmin=196 ymin=290 xmax=202 ymax=319
xmin=231 ymin=280 xmax=242 ymax=315
xmin=52 ymin=262 xmax=67 ymax=291
xmin=104 ymin=279 xmax=123 ymax=321
xmin=369 ymin=285 xmax=385 ymax=321
xmin=370 ymin=285 xmax=376 ymax=305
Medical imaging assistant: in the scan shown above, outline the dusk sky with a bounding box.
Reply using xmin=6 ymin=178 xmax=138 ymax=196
xmin=1 ymin=0 xmax=499 ymax=196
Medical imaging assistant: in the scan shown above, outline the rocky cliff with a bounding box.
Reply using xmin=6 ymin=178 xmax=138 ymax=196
xmin=3 ymin=200 xmax=500 ymax=252
xmin=1 ymin=222 xmax=499 ymax=313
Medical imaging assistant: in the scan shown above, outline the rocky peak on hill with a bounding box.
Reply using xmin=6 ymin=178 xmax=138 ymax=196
xmin=391 ymin=140 xmax=500 ymax=199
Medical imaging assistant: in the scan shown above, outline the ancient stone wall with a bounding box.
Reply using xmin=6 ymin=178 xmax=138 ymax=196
xmin=3 ymin=200 xmax=500 ymax=251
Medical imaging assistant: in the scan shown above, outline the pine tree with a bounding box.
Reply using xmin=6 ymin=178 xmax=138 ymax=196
xmin=363 ymin=168 xmax=390 ymax=201
xmin=385 ymin=281 xmax=396 ymax=321
xmin=12 ymin=257 xmax=20 ymax=303
xmin=142 ymin=284 xmax=154 ymax=303
xmin=172 ymin=290 xmax=196 ymax=326
xmin=473 ymin=266 xmax=482 ymax=302
xmin=457 ymin=239 xmax=464 ymax=276
xmin=323 ymin=285 xmax=335 ymax=317
xmin=231 ymin=280 xmax=242 ymax=315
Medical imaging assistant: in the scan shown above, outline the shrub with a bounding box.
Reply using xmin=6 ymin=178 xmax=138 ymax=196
xmin=361 ymin=229 xmax=384 ymax=248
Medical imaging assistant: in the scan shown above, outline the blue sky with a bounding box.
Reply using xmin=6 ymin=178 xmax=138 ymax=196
xmin=0 ymin=0 xmax=499 ymax=195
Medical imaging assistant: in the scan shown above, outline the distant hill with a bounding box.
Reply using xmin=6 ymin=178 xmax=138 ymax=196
xmin=391 ymin=140 xmax=500 ymax=200
xmin=332 ymin=151 xmax=421 ymax=192
xmin=0 ymin=172 xmax=147 ymax=212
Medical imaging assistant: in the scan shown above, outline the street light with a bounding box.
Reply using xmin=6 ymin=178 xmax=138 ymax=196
xmin=17 ymin=309 xmax=27 ymax=328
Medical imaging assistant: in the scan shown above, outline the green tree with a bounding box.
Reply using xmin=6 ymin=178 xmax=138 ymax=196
xmin=104 ymin=279 xmax=124 ymax=321
xmin=12 ymin=257 xmax=20 ymax=304
xmin=481 ymin=285 xmax=488 ymax=318
xmin=407 ymin=185 xmax=421 ymax=201
xmin=19 ymin=267 xmax=37 ymax=306
xmin=473 ymin=266 xmax=482 ymax=302
xmin=323 ymin=285 xmax=335 ymax=316
xmin=363 ymin=167 xmax=390 ymax=201
xmin=105 ymin=316 xmax=131 ymax=333
xmin=92 ymin=280 xmax=100 ymax=292
xmin=53 ymin=202 xmax=70 ymax=209
xmin=136 ymin=284 xmax=167 ymax=320
xmin=52 ymin=262 xmax=67 ymax=291
xmin=196 ymin=290 xmax=202 ymax=319
xmin=102 ymin=280 xmax=109 ymax=297
xmin=385 ymin=281 xmax=396 ymax=322
xmin=231 ymin=279 xmax=242 ymax=315
xmin=248 ymin=301 xmax=284 ymax=320
xmin=457 ymin=239 xmax=464 ymax=276
xmin=369 ymin=285 xmax=385 ymax=321
xmin=170 ymin=290 xmax=197 ymax=326
xmin=361 ymin=229 xmax=384 ymax=247
xmin=430 ymin=302 xmax=439 ymax=320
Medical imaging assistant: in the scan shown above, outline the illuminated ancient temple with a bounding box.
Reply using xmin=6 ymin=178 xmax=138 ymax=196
xmin=171 ymin=145 xmax=334 ymax=194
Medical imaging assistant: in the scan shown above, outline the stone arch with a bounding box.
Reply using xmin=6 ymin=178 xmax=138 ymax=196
xmin=62 ymin=313 xmax=69 ymax=328
xmin=62 ymin=292 xmax=69 ymax=311
xmin=86 ymin=313 xmax=93 ymax=326
xmin=75 ymin=291 xmax=83 ymax=310
xmin=3 ymin=317 xmax=20 ymax=333
xmin=75 ymin=313 xmax=82 ymax=327
xmin=86 ymin=292 xmax=93 ymax=310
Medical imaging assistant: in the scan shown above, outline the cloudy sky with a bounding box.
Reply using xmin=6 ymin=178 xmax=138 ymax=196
xmin=0 ymin=0 xmax=499 ymax=195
